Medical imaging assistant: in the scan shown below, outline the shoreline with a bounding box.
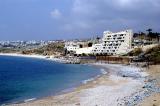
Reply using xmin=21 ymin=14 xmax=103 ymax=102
xmin=0 ymin=53 xmax=78 ymax=64
xmin=0 ymin=53 xmax=106 ymax=105
xmin=4 ymin=68 xmax=106 ymax=105
xmin=7 ymin=63 xmax=153 ymax=106
xmin=1 ymin=53 xmax=159 ymax=106
xmin=0 ymin=53 xmax=47 ymax=59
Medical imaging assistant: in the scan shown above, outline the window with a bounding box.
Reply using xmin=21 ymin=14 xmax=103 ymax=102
xmin=113 ymin=35 xmax=117 ymax=37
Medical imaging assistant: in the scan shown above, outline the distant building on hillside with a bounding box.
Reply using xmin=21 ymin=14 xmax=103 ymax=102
xmin=64 ymin=30 xmax=133 ymax=56
xmin=64 ymin=41 xmax=92 ymax=53
xmin=132 ymin=32 xmax=160 ymax=48
xmin=75 ymin=47 xmax=93 ymax=55
xmin=92 ymin=30 xmax=133 ymax=55
xmin=64 ymin=42 xmax=80 ymax=52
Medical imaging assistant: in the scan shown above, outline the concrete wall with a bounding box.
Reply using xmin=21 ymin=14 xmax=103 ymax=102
xmin=76 ymin=47 xmax=93 ymax=55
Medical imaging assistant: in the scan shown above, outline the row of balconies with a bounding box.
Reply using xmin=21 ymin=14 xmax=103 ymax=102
xmin=94 ymin=45 xmax=120 ymax=50
xmin=103 ymin=43 xmax=121 ymax=46
xmin=103 ymin=40 xmax=125 ymax=44
xmin=104 ymin=34 xmax=126 ymax=38
xmin=92 ymin=49 xmax=118 ymax=53
xmin=103 ymin=40 xmax=124 ymax=43
xmin=104 ymin=36 xmax=125 ymax=41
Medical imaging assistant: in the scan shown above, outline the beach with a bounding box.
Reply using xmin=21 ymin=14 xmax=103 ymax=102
xmin=0 ymin=53 xmax=47 ymax=59
xmin=0 ymin=54 xmax=100 ymax=105
xmin=138 ymin=65 xmax=160 ymax=106
xmin=1 ymin=53 xmax=159 ymax=106
xmin=0 ymin=53 xmax=77 ymax=64
xmin=6 ymin=62 xmax=158 ymax=106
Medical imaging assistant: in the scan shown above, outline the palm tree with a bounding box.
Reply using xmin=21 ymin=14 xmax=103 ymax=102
xmin=146 ymin=28 xmax=153 ymax=41
xmin=146 ymin=28 xmax=152 ymax=34
xmin=155 ymin=32 xmax=160 ymax=43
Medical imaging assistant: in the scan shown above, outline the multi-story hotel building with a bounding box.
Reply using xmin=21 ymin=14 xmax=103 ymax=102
xmin=92 ymin=30 xmax=133 ymax=55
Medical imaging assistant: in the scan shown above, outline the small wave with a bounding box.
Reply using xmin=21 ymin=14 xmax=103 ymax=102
xmin=100 ymin=68 xmax=108 ymax=75
xmin=82 ymin=78 xmax=94 ymax=84
xmin=24 ymin=98 xmax=36 ymax=102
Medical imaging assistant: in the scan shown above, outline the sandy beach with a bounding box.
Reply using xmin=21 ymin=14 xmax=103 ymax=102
xmin=6 ymin=62 xmax=157 ymax=106
xmin=0 ymin=53 xmax=72 ymax=63
xmin=0 ymin=53 xmax=47 ymax=59
xmin=1 ymin=53 xmax=160 ymax=106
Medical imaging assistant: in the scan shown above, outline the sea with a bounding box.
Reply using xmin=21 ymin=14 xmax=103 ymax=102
xmin=0 ymin=55 xmax=102 ymax=105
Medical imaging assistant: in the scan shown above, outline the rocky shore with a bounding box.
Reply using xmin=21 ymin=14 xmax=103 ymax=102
xmin=138 ymin=65 xmax=160 ymax=106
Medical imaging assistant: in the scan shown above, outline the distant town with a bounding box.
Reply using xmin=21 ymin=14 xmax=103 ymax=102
xmin=0 ymin=28 xmax=160 ymax=64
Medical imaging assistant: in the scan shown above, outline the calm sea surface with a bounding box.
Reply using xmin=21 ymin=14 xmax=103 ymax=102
xmin=0 ymin=56 xmax=101 ymax=105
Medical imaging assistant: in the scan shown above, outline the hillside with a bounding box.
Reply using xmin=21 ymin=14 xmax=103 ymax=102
xmin=21 ymin=42 xmax=65 ymax=56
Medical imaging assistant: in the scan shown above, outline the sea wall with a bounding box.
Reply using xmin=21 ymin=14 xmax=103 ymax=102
xmin=96 ymin=56 xmax=131 ymax=64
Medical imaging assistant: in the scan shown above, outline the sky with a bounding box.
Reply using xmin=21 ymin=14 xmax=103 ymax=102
xmin=0 ymin=0 xmax=160 ymax=40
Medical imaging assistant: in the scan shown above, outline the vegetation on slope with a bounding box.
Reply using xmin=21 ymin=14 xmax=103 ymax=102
xmin=128 ymin=45 xmax=160 ymax=64
xmin=128 ymin=48 xmax=143 ymax=56
xmin=145 ymin=45 xmax=160 ymax=64
xmin=21 ymin=42 xmax=65 ymax=56
xmin=0 ymin=42 xmax=65 ymax=56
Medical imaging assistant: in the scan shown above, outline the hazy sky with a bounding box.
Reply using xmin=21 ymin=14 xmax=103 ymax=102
xmin=0 ymin=0 xmax=160 ymax=40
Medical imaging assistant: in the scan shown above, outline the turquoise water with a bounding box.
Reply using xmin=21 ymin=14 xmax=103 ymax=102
xmin=0 ymin=56 xmax=101 ymax=105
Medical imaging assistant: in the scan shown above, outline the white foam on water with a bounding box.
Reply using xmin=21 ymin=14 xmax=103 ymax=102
xmin=24 ymin=98 xmax=36 ymax=103
xmin=82 ymin=78 xmax=95 ymax=84
xmin=100 ymin=68 xmax=108 ymax=75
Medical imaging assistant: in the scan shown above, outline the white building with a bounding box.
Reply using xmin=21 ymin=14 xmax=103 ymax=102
xmin=76 ymin=47 xmax=93 ymax=55
xmin=64 ymin=42 xmax=80 ymax=52
xmin=91 ymin=44 xmax=103 ymax=54
xmin=64 ymin=30 xmax=133 ymax=55
xmin=92 ymin=30 xmax=133 ymax=55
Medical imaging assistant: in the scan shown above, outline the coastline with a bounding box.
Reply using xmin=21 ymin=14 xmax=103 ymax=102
xmin=1 ymin=53 xmax=159 ymax=106
xmin=0 ymin=53 xmax=47 ymax=59
xmin=7 ymin=62 xmax=154 ymax=106
xmin=0 ymin=53 xmax=77 ymax=64
xmin=0 ymin=53 xmax=104 ymax=105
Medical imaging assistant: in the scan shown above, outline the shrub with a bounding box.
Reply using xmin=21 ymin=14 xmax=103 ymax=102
xmin=145 ymin=45 xmax=160 ymax=64
xmin=128 ymin=48 xmax=143 ymax=56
